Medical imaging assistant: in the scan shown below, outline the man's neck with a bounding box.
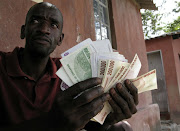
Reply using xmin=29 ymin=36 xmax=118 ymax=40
xmin=19 ymin=50 xmax=50 ymax=81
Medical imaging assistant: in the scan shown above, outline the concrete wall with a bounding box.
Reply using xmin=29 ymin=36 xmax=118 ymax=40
xmin=0 ymin=0 xmax=160 ymax=130
xmin=146 ymin=36 xmax=180 ymax=124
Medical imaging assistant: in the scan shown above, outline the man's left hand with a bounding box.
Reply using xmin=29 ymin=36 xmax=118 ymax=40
xmin=104 ymin=79 xmax=138 ymax=127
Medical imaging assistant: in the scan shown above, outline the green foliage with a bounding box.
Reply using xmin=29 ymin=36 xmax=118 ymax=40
xmin=141 ymin=1 xmax=180 ymax=38
xmin=163 ymin=16 xmax=180 ymax=33
xmin=141 ymin=10 xmax=163 ymax=38
xmin=164 ymin=1 xmax=180 ymax=33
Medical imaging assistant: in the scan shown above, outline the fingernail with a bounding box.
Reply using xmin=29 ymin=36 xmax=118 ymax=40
xmin=97 ymin=78 xmax=103 ymax=83
xmin=126 ymin=79 xmax=131 ymax=84
xmin=106 ymin=93 xmax=111 ymax=100
xmin=98 ymin=86 xmax=104 ymax=92
xmin=116 ymin=83 xmax=122 ymax=89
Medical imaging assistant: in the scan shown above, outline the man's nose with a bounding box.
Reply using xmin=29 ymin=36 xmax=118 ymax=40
xmin=38 ymin=22 xmax=50 ymax=34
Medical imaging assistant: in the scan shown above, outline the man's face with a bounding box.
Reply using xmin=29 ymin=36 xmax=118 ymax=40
xmin=22 ymin=3 xmax=63 ymax=57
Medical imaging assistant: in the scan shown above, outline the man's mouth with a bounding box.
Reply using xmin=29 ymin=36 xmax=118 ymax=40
xmin=32 ymin=37 xmax=50 ymax=45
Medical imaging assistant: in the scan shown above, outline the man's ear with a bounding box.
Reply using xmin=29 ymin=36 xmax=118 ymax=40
xmin=58 ymin=33 xmax=64 ymax=46
xmin=20 ymin=25 xmax=25 ymax=39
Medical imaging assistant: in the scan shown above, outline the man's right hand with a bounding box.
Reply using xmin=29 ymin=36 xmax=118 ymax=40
xmin=51 ymin=78 xmax=110 ymax=131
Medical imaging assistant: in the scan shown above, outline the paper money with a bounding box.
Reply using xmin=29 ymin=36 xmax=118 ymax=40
xmin=105 ymin=62 xmax=130 ymax=92
xmin=60 ymin=45 xmax=92 ymax=84
xmin=123 ymin=54 xmax=141 ymax=80
xmin=91 ymin=52 xmax=128 ymax=77
xmin=56 ymin=67 xmax=73 ymax=87
xmin=107 ymin=54 xmax=141 ymax=88
xmin=98 ymin=60 xmax=108 ymax=79
xmin=61 ymin=38 xmax=93 ymax=58
xmin=56 ymin=38 xmax=158 ymax=125
xmin=91 ymin=39 xmax=113 ymax=53
xmin=102 ymin=60 xmax=124 ymax=89
xmin=93 ymin=102 xmax=112 ymax=125
xmin=131 ymin=69 xmax=157 ymax=94
xmin=61 ymin=39 xmax=113 ymax=58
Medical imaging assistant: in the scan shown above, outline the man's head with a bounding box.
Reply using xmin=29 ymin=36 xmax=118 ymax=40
xmin=21 ymin=2 xmax=64 ymax=57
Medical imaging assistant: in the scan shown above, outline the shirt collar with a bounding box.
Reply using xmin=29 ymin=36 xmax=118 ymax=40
xmin=6 ymin=47 xmax=58 ymax=79
xmin=6 ymin=47 xmax=26 ymax=77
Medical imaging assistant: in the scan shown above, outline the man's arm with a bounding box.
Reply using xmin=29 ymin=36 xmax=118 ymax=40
xmin=0 ymin=113 xmax=53 ymax=131
xmin=104 ymin=79 xmax=138 ymax=127
xmin=1 ymin=78 xmax=110 ymax=131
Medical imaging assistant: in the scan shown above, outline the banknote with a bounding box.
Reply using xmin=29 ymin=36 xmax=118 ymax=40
xmin=61 ymin=38 xmax=93 ymax=58
xmin=56 ymin=67 xmax=73 ymax=87
xmin=98 ymin=60 xmax=108 ymax=79
xmin=93 ymin=102 xmax=112 ymax=125
xmin=60 ymin=45 xmax=92 ymax=84
xmin=61 ymin=38 xmax=113 ymax=58
xmin=105 ymin=62 xmax=130 ymax=92
xmin=91 ymin=39 xmax=113 ymax=53
xmin=101 ymin=60 xmax=124 ymax=90
xmin=91 ymin=52 xmax=128 ymax=77
xmin=123 ymin=54 xmax=141 ymax=80
xmin=131 ymin=69 xmax=157 ymax=93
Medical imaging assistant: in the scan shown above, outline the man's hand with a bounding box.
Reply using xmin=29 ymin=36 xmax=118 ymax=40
xmin=51 ymin=78 xmax=110 ymax=131
xmin=104 ymin=79 xmax=138 ymax=127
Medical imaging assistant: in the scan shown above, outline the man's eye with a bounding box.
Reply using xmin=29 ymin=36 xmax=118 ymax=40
xmin=32 ymin=19 xmax=39 ymax=24
xmin=51 ymin=23 xmax=58 ymax=28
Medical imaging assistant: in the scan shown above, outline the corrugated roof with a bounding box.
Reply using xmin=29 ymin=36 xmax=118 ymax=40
xmin=146 ymin=30 xmax=180 ymax=40
xmin=136 ymin=0 xmax=158 ymax=10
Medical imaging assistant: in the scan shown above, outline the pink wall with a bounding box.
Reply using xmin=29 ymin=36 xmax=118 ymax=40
xmin=146 ymin=36 xmax=180 ymax=124
xmin=0 ymin=0 xmax=95 ymax=57
xmin=0 ymin=0 xmax=160 ymax=130
xmin=111 ymin=0 xmax=152 ymax=109
xmin=172 ymin=38 xmax=180 ymax=96
xmin=111 ymin=0 xmax=160 ymax=130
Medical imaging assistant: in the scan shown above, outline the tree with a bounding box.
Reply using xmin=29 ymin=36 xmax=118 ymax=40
xmin=163 ymin=1 xmax=180 ymax=33
xmin=141 ymin=10 xmax=163 ymax=39
xmin=141 ymin=1 xmax=180 ymax=39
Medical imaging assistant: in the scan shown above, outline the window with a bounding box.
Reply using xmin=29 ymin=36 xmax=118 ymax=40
xmin=93 ymin=0 xmax=111 ymax=40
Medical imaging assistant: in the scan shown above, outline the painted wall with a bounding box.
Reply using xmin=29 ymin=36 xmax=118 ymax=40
xmin=172 ymin=38 xmax=180 ymax=96
xmin=0 ymin=0 xmax=160 ymax=130
xmin=0 ymin=0 xmax=95 ymax=56
xmin=111 ymin=0 xmax=160 ymax=130
xmin=111 ymin=0 xmax=153 ymax=110
xmin=146 ymin=36 xmax=180 ymax=124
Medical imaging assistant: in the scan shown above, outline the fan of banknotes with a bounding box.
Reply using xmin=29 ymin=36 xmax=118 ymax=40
xmin=56 ymin=38 xmax=157 ymax=124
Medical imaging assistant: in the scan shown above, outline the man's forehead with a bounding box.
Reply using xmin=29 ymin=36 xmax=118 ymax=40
xmin=26 ymin=3 xmax=62 ymax=22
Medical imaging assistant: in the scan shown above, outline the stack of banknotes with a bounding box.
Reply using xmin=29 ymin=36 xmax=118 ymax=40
xmin=56 ymin=38 xmax=157 ymax=124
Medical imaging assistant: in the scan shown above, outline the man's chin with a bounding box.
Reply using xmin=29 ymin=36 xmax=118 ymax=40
xmin=28 ymin=47 xmax=50 ymax=58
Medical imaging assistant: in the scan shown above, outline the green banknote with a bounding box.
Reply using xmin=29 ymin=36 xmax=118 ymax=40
xmin=60 ymin=45 xmax=92 ymax=84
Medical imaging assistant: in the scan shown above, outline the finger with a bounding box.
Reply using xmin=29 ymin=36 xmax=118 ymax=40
xmin=108 ymin=95 xmax=123 ymax=115
xmin=66 ymin=78 xmax=102 ymax=97
xmin=81 ymin=104 xmax=104 ymax=124
xmin=116 ymin=83 xmax=137 ymax=114
xmin=109 ymin=88 xmax=132 ymax=119
xmin=73 ymin=86 xmax=104 ymax=107
xmin=107 ymin=96 xmax=126 ymax=123
xmin=74 ymin=103 xmax=105 ymax=130
xmin=125 ymin=79 xmax=139 ymax=105
xmin=76 ymin=93 xmax=110 ymax=117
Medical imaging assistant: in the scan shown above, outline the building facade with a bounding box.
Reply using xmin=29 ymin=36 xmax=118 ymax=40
xmin=146 ymin=32 xmax=180 ymax=124
xmin=0 ymin=0 xmax=161 ymax=130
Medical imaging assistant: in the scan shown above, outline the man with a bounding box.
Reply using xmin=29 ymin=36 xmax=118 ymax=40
xmin=0 ymin=2 xmax=138 ymax=131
